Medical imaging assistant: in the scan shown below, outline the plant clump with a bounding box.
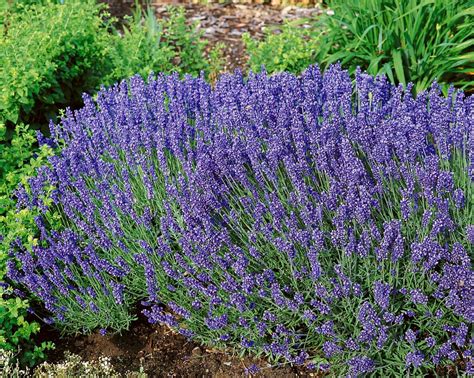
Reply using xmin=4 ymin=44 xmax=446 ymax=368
xmin=8 ymin=65 xmax=473 ymax=376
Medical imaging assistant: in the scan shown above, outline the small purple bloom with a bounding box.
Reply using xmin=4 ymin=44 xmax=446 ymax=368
xmin=245 ymin=364 xmax=260 ymax=375
xmin=405 ymin=329 xmax=417 ymax=344
xmin=406 ymin=350 xmax=424 ymax=368
xmin=410 ymin=289 xmax=428 ymax=305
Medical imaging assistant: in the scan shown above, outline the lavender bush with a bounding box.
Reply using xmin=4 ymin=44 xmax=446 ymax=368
xmin=9 ymin=65 xmax=473 ymax=376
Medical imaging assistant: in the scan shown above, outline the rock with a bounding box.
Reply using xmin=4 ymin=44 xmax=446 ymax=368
xmin=281 ymin=5 xmax=296 ymax=16
xmin=191 ymin=346 xmax=202 ymax=357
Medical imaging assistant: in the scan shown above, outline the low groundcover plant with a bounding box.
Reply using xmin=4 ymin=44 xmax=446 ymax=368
xmin=8 ymin=65 xmax=473 ymax=376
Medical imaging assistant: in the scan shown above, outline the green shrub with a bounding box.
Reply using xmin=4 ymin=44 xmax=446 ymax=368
xmin=0 ymin=1 xmax=221 ymax=129
xmin=103 ymin=6 xmax=214 ymax=86
xmin=243 ymin=22 xmax=321 ymax=74
xmin=102 ymin=6 xmax=174 ymax=86
xmin=0 ymin=124 xmax=56 ymax=258
xmin=159 ymin=6 xmax=211 ymax=77
xmin=0 ymin=288 xmax=55 ymax=367
xmin=317 ymin=0 xmax=474 ymax=92
xmin=0 ymin=0 xmax=111 ymax=127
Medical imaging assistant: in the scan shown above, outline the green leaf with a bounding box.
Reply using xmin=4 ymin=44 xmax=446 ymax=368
xmin=392 ymin=50 xmax=406 ymax=86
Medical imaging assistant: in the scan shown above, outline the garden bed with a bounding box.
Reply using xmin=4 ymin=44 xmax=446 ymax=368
xmin=1 ymin=1 xmax=472 ymax=377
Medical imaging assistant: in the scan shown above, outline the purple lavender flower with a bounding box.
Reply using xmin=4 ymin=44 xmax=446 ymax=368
xmin=347 ymin=356 xmax=374 ymax=377
xmin=466 ymin=225 xmax=474 ymax=245
xmin=410 ymin=289 xmax=428 ymax=305
xmin=205 ymin=314 xmax=228 ymax=330
xmin=8 ymin=64 xmax=472 ymax=376
xmin=405 ymin=329 xmax=417 ymax=344
xmin=425 ymin=336 xmax=436 ymax=348
xmin=245 ymin=364 xmax=260 ymax=375
xmin=241 ymin=337 xmax=254 ymax=348
xmin=374 ymin=281 xmax=391 ymax=310
xmin=453 ymin=188 xmax=465 ymax=208
xmin=323 ymin=341 xmax=341 ymax=357
xmin=406 ymin=350 xmax=424 ymax=368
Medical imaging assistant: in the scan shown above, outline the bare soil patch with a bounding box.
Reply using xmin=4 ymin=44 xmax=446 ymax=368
xmin=44 ymin=315 xmax=317 ymax=377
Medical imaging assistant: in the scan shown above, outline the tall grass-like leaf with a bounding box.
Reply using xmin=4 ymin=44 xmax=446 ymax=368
xmin=392 ymin=50 xmax=406 ymax=86
xmin=318 ymin=0 xmax=474 ymax=92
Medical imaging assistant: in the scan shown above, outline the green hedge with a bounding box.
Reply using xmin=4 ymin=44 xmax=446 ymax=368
xmin=243 ymin=21 xmax=320 ymax=74
xmin=0 ymin=1 xmax=222 ymax=128
xmin=103 ymin=6 xmax=216 ymax=87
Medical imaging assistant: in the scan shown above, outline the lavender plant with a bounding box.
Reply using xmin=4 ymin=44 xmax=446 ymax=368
xmin=8 ymin=66 xmax=473 ymax=376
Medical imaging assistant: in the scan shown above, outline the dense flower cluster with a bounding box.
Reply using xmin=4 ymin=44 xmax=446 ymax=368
xmin=9 ymin=65 xmax=473 ymax=376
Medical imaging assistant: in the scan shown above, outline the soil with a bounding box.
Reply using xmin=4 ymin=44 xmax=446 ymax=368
xmin=45 ymin=314 xmax=318 ymax=377
xmin=41 ymin=316 xmax=465 ymax=377
xmin=100 ymin=0 xmax=145 ymax=19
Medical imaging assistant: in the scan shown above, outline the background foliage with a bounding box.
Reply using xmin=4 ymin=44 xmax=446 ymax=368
xmin=245 ymin=0 xmax=474 ymax=93
xmin=0 ymin=0 xmax=110 ymax=128
xmin=317 ymin=0 xmax=474 ymax=92
xmin=243 ymin=21 xmax=320 ymax=74
xmin=103 ymin=6 xmax=222 ymax=87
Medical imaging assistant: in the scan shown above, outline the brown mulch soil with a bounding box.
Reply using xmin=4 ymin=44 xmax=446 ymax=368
xmin=45 ymin=315 xmax=319 ymax=377
xmin=100 ymin=0 xmax=145 ymax=19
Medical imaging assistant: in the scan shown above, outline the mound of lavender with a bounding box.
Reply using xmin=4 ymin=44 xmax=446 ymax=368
xmin=9 ymin=66 xmax=473 ymax=376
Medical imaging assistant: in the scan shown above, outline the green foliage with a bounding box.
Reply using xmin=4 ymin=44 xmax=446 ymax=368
xmin=0 ymin=124 xmax=55 ymax=251
xmin=0 ymin=124 xmax=55 ymax=367
xmin=103 ymin=6 xmax=213 ymax=86
xmin=160 ymin=6 xmax=210 ymax=76
xmin=0 ymin=0 xmax=111 ymax=126
xmin=103 ymin=6 xmax=174 ymax=86
xmin=0 ymin=124 xmax=36 ymax=215
xmin=207 ymin=42 xmax=226 ymax=84
xmin=243 ymin=22 xmax=321 ymax=74
xmin=0 ymin=288 xmax=55 ymax=367
xmin=317 ymin=0 xmax=474 ymax=92
xmin=0 ymin=1 xmax=221 ymax=128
